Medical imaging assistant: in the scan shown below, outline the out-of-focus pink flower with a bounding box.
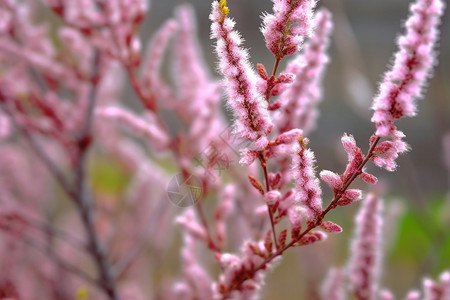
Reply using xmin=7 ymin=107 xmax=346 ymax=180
xmin=320 ymin=170 xmax=343 ymax=191
xmin=379 ymin=290 xmax=395 ymax=300
xmin=215 ymin=184 xmax=235 ymax=248
xmin=423 ymin=271 xmax=450 ymax=300
xmin=261 ymin=0 xmax=316 ymax=59
xmin=291 ymin=138 xmax=322 ymax=220
xmin=0 ymin=113 xmax=10 ymax=139
xmin=348 ymin=194 xmax=383 ymax=300
xmin=179 ymin=234 xmax=214 ymax=300
xmin=96 ymin=106 xmax=170 ymax=151
xmin=210 ymin=1 xmax=272 ymax=141
xmin=321 ymin=268 xmax=346 ymax=300
xmin=176 ymin=208 xmax=207 ymax=242
xmin=371 ymin=0 xmax=444 ymax=137
xmin=404 ymin=290 xmax=421 ymax=300
xmin=275 ymin=8 xmax=332 ymax=134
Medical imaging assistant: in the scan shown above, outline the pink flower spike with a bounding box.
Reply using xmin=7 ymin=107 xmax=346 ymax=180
xmin=210 ymin=1 xmax=272 ymax=141
xmin=320 ymin=221 xmax=343 ymax=234
xmin=320 ymin=170 xmax=343 ymax=191
xmin=321 ymin=268 xmax=346 ymax=300
xmin=341 ymin=133 xmax=359 ymax=156
xmin=291 ymin=141 xmax=323 ymax=220
xmin=142 ymin=19 xmax=177 ymax=85
xmin=261 ymin=0 xmax=317 ymax=59
xmin=172 ymin=4 xmax=214 ymax=104
xmin=371 ymin=0 xmax=445 ymax=137
xmin=348 ymin=194 xmax=383 ymax=300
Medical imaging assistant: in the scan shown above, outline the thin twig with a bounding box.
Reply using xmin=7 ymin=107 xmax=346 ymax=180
xmin=73 ymin=50 xmax=118 ymax=300
xmin=17 ymin=233 xmax=99 ymax=287
xmin=24 ymin=215 xmax=88 ymax=252
xmin=259 ymin=154 xmax=279 ymax=249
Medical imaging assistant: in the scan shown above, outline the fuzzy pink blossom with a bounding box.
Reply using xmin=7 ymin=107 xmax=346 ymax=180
xmin=337 ymin=189 xmax=362 ymax=207
xmin=371 ymin=0 xmax=444 ymax=137
xmin=371 ymin=129 xmax=409 ymax=171
xmin=320 ymin=221 xmax=343 ymax=234
xmin=341 ymin=134 xmax=364 ymax=179
xmin=210 ymin=1 xmax=272 ymax=141
xmin=275 ymin=8 xmax=332 ymax=134
xmin=321 ymin=268 xmax=346 ymax=300
xmin=291 ymin=139 xmax=322 ymax=220
xmin=274 ymin=128 xmax=303 ymax=145
xmin=261 ymin=0 xmax=316 ymax=59
xmin=320 ymin=170 xmax=343 ymax=191
xmin=348 ymin=194 xmax=383 ymax=300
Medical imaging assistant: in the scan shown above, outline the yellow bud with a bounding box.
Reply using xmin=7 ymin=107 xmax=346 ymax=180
xmin=219 ymin=0 xmax=229 ymax=15
xmin=76 ymin=287 xmax=89 ymax=300
xmin=298 ymin=136 xmax=307 ymax=149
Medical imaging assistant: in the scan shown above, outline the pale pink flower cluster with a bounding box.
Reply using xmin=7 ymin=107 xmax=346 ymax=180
xmin=210 ymin=1 xmax=272 ymax=142
xmin=261 ymin=0 xmax=316 ymax=59
xmin=291 ymin=138 xmax=323 ymax=220
xmin=348 ymin=194 xmax=383 ymax=300
xmin=371 ymin=0 xmax=445 ymax=137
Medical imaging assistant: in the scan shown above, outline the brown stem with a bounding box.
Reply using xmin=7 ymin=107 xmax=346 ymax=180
xmin=259 ymin=153 xmax=278 ymax=249
xmin=272 ymin=57 xmax=281 ymax=77
xmin=73 ymin=51 xmax=118 ymax=300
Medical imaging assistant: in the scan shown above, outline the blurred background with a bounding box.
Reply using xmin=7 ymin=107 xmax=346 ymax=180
xmin=131 ymin=0 xmax=450 ymax=299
